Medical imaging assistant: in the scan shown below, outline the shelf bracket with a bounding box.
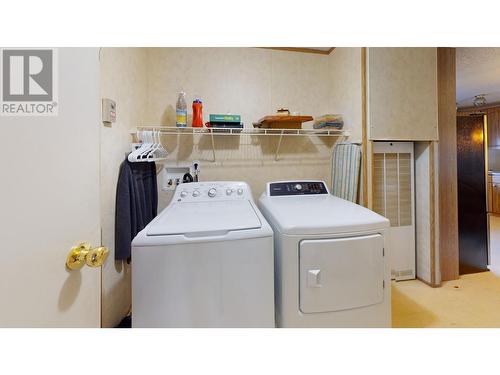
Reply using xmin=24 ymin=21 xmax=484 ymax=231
xmin=210 ymin=129 xmax=216 ymax=162
xmin=275 ymin=130 xmax=284 ymax=161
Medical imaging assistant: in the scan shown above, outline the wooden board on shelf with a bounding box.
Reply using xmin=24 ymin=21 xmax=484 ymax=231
xmin=260 ymin=47 xmax=336 ymax=55
xmin=255 ymin=115 xmax=313 ymax=129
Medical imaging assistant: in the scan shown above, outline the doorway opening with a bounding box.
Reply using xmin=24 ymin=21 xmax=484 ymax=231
xmin=455 ymin=47 xmax=500 ymax=276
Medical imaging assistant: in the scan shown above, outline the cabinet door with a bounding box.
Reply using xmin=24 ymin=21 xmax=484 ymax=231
xmin=493 ymin=184 xmax=500 ymax=214
xmin=368 ymin=48 xmax=438 ymax=141
xmin=487 ymin=108 xmax=500 ymax=148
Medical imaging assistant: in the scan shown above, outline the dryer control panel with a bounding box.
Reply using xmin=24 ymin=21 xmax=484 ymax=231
xmin=268 ymin=181 xmax=329 ymax=196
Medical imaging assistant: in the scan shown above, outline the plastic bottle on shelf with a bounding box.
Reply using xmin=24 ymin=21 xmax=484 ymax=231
xmin=176 ymin=91 xmax=187 ymax=127
xmin=192 ymin=98 xmax=203 ymax=127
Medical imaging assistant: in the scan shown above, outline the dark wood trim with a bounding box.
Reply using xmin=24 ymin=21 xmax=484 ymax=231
xmin=260 ymin=47 xmax=335 ymax=55
xmin=361 ymin=47 xmax=368 ymax=207
xmin=437 ymin=47 xmax=459 ymax=281
xmin=417 ymin=276 xmax=440 ymax=288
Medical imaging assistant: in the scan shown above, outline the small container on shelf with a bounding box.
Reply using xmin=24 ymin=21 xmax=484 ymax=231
xmin=175 ymin=92 xmax=187 ymax=128
xmin=192 ymin=98 xmax=203 ymax=127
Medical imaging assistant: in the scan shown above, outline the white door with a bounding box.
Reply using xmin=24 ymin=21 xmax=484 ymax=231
xmin=0 ymin=48 xmax=101 ymax=327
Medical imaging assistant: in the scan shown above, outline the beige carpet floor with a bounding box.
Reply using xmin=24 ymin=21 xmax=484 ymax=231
xmin=392 ymin=271 xmax=500 ymax=328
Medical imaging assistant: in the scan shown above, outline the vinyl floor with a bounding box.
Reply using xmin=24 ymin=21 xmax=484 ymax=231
xmin=392 ymin=271 xmax=500 ymax=328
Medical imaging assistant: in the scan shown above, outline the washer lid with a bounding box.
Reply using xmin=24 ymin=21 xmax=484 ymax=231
xmin=147 ymin=200 xmax=262 ymax=236
xmin=258 ymin=194 xmax=389 ymax=235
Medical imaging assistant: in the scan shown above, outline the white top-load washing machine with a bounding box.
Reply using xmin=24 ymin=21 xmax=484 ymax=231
xmin=258 ymin=181 xmax=391 ymax=327
xmin=132 ymin=181 xmax=275 ymax=328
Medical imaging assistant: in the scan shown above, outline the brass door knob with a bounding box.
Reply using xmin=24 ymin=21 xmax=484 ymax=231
xmin=66 ymin=242 xmax=109 ymax=270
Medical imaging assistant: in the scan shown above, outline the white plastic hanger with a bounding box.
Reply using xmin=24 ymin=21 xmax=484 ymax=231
xmin=128 ymin=130 xmax=167 ymax=163
xmin=153 ymin=130 xmax=168 ymax=159
xmin=147 ymin=130 xmax=161 ymax=159
xmin=139 ymin=131 xmax=154 ymax=160
xmin=128 ymin=131 xmax=147 ymax=162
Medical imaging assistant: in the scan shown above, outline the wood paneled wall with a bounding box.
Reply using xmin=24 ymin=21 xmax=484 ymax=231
xmin=487 ymin=108 xmax=500 ymax=147
xmin=437 ymin=48 xmax=459 ymax=281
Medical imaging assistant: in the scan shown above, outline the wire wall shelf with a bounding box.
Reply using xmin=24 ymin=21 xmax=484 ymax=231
xmin=132 ymin=126 xmax=349 ymax=162
xmin=135 ymin=125 xmax=348 ymax=137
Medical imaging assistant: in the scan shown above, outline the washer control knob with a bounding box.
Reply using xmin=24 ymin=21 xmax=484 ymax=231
xmin=180 ymin=191 xmax=188 ymax=198
xmin=237 ymin=188 xmax=244 ymax=196
xmin=226 ymin=188 xmax=233 ymax=196
xmin=192 ymin=190 xmax=200 ymax=197
xmin=294 ymin=184 xmax=303 ymax=191
xmin=208 ymin=188 xmax=217 ymax=198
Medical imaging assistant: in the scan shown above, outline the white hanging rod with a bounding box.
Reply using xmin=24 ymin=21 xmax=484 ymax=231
xmin=133 ymin=126 xmax=349 ymax=137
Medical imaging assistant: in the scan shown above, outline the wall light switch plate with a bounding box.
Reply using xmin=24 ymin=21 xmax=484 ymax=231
xmin=102 ymin=98 xmax=116 ymax=125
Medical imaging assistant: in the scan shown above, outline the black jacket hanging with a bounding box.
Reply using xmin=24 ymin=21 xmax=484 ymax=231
xmin=115 ymin=159 xmax=158 ymax=261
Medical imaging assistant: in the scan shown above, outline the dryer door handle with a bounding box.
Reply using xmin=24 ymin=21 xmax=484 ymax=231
xmin=307 ymin=269 xmax=322 ymax=288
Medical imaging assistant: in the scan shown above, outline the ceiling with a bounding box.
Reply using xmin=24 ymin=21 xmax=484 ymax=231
xmin=457 ymin=48 xmax=500 ymax=108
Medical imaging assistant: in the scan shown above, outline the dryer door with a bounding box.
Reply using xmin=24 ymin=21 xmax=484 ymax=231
xmin=299 ymin=234 xmax=384 ymax=313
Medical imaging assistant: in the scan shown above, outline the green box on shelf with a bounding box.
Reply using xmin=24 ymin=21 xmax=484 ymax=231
xmin=209 ymin=114 xmax=241 ymax=123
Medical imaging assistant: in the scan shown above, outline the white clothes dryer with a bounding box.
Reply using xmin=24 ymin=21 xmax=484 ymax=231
xmin=258 ymin=181 xmax=391 ymax=327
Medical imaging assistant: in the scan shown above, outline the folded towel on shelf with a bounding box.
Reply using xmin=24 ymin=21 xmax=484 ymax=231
xmin=115 ymin=159 xmax=158 ymax=261
xmin=313 ymin=114 xmax=344 ymax=129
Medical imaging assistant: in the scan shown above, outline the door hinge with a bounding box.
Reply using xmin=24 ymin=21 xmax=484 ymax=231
xmin=383 ymin=248 xmax=385 ymax=257
xmin=383 ymin=280 xmax=385 ymax=289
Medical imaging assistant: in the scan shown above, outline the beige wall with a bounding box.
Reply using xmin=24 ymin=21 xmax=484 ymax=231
xmin=145 ymin=48 xmax=332 ymax=129
xmin=100 ymin=48 xmax=149 ymax=327
xmin=99 ymin=47 xmax=362 ymax=326
xmin=329 ymin=48 xmax=362 ymax=143
xmin=414 ymin=142 xmax=431 ymax=282
xmin=145 ymin=47 xmax=361 ymax=203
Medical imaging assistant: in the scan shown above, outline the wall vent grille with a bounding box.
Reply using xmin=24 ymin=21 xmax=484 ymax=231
xmin=373 ymin=152 xmax=412 ymax=227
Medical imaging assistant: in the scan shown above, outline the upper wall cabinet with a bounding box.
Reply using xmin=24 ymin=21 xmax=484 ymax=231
xmin=459 ymin=106 xmax=500 ymax=148
xmin=368 ymin=48 xmax=438 ymax=141
xmin=486 ymin=107 xmax=500 ymax=148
